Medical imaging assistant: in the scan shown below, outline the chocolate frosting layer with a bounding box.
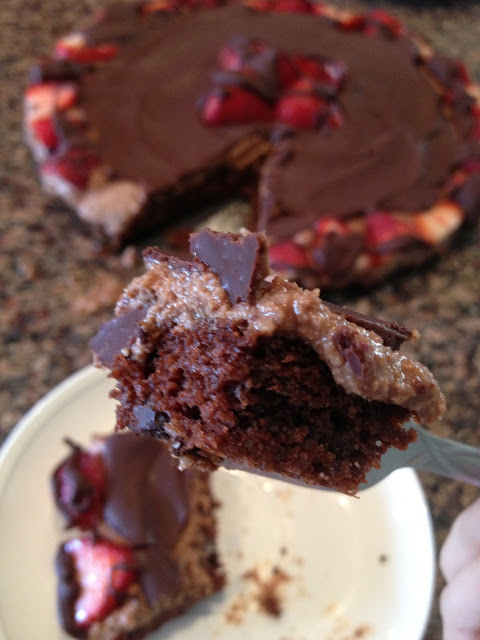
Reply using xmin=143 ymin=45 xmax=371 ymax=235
xmin=102 ymin=432 xmax=194 ymax=547
xmin=81 ymin=4 xmax=474 ymax=236
xmin=102 ymin=433 xmax=197 ymax=604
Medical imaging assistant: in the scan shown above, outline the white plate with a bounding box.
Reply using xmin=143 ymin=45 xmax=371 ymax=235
xmin=0 ymin=366 xmax=435 ymax=640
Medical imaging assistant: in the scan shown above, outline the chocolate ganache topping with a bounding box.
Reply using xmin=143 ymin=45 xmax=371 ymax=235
xmin=103 ymin=433 xmax=197 ymax=603
xmin=80 ymin=3 xmax=474 ymax=236
xmin=102 ymin=432 xmax=195 ymax=547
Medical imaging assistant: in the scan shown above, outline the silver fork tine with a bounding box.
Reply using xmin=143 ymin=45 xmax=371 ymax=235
xmin=400 ymin=422 xmax=480 ymax=488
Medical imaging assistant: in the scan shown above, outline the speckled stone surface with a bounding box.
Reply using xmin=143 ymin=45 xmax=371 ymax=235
xmin=1 ymin=1 xmax=480 ymax=637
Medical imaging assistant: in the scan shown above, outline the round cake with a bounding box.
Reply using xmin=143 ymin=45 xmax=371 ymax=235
xmin=24 ymin=0 xmax=480 ymax=287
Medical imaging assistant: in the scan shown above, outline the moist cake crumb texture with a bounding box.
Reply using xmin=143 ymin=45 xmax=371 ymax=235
xmin=24 ymin=0 xmax=480 ymax=288
xmin=91 ymin=229 xmax=445 ymax=494
xmin=51 ymin=432 xmax=224 ymax=640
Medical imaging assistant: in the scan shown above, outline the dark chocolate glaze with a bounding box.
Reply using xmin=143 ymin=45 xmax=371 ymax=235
xmin=190 ymin=229 xmax=267 ymax=304
xmin=102 ymin=432 xmax=194 ymax=548
xmin=324 ymin=301 xmax=411 ymax=350
xmin=92 ymin=235 xmax=411 ymax=353
xmin=102 ymin=433 xmax=197 ymax=604
xmin=81 ymin=4 xmax=475 ymax=237
xmin=89 ymin=305 xmax=147 ymax=367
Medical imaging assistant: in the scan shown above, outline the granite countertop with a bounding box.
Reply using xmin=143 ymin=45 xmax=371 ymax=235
xmin=1 ymin=1 xmax=480 ymax=638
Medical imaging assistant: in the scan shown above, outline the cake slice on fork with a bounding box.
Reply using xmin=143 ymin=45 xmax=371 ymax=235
xmin=91 ymin=229 xmax=445 ymax=495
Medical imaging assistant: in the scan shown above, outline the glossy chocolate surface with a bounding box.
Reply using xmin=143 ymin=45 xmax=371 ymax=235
xmin=80 ymin=3 xmax=476 ymax=238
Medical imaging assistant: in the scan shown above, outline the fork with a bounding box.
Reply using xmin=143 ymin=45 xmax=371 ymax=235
xmin=225 ymin=422 xmax=480 ymax=492
xmin=358 ymin=421 xmax=480 ymax=491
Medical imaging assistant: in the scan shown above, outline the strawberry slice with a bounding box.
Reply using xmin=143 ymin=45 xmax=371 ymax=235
xmin=277 ymin=52 xmax=299 ymax=89
xmin=365 ymin=212 xmax=415 ymax=252
xmin=61 ymin=538 xmax=136 ymax=629
xmin=200 ymin=86 xmax=274 ymax=125
xmin=55 ymin=33 xmax=118 ymax=63
xmin=367 ymin=10 xmax=403 ymax=37
xmin=140 ymin=0 xmax=176 ymax=14
xmin=25 ymin=83 xmax=77 ymax=122
xmin=270 ymin=0 xmax=312 ymax=13
xmin=219 ymin=37 xmax=267 ymax=73
xmin=42 ymin=147 xmax=101 ymax=191
xmin=269 ymin=241 xmax=310 ymax=268
xmin=293 ymin=56 xmax=347 ymax=89
xmin=275 ymin=92 xmax=329 ymax=129
xmin=30 ymin=117 xmax=58 ymax=150
xmin=337 ymin=14 xmax=367 ymax=33
xmin=315 ymin=217 xmax=349 ymax=237
xmin=52 ymin=441 xmax=106 ymax=530
xmin=219 ymin=43 xmax=244 ymax=71
xmin=243 ymin=0 xmax=274 ymax=11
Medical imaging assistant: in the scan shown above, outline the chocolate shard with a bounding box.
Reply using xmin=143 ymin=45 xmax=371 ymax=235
xmin=90 ymin=306 xmax=147 ymax=367
xmin=324 ymin=301 xmax=412 ymax=350
xmin=189 ymin=229 xmax=269 ymax=305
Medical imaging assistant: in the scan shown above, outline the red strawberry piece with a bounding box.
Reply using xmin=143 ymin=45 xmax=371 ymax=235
xmin=365 ymin=212 xmax=414 ymax=252
xmin=55 ymin=34 xmax=118 ymax=63
xmin=454 ymin=60 xmax=471 ymax=86
xmin=56 ymin=84 xmax=78 ymax=111
xmin=293 ymin=56 xmax=348 ymax=90
xmin=314 ymin=217 xmax=349 ymax=237
xmin=367 ymin=10 xmax=403 ymax=38
xmin=462 ymin=160 xmax=480 ymax=174
xmin=470 ymin=106 xmax=480 ymax=139
xmin=269 ymin=241 xmax=310 ymax=268
xmin=42 ymin=147 xmax=101 ymax=191
xmin=243 ymin=0 xmax=274 ymax=11
xmin=52 ymin=441 xmax=106 ymax=530
xmin=328 ymin=104 xmax=344 ymax=128
xmin=337 ymin=14 xmax=367 ymax=32
xmin=293 ymin=56 xmax=327 ymax=81
xmin=322 ymin=59 xmax=348 ymax=89
xmin=219 ymin=43 xmax=244 ymax=71
xmin=62 ymin=537 xmax=136 ymax=629
xmin=140 ymin=0 xmax=175 ymax=14
xmin=25 ymin=82 xmax=77 ymax=119
xmin=275 ymin=93 xmax=329 ymax=129
xmin=277 ymin=53 xmax=299 ymax=89
xmin=31 ymin=117 xmax=58 ymax=150
xmin=271 ymin=0 xmax=312 ymax=13
xmin=200 ymin=86 xmax=274 ymax=125
xmin=25 ymin=83 xmax=57 ymax=121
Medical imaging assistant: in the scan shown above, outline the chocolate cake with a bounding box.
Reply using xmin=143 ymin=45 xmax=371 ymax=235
xmin=90 ymin=229 xmax=445 ymax=495
xmin=52 ymin=432 xmax=224 ymax=639
xmin=24 ymin=0 xmax=480 ymax=287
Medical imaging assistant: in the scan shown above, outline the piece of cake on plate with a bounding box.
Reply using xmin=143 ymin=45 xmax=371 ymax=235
xmin=52 ymin=431 xmax=224 ymax=639
xmin=90 ymin=229 xmax=445 ymax=495
xmin=24 ymin=0 xmax=480 ymax=287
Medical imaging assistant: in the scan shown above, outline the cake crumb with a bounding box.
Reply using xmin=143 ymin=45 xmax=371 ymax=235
xmin=225 ymin=593 xmax=249 ymax=625
xmin=243 ymin=565 xmax=292 ymax=617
